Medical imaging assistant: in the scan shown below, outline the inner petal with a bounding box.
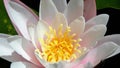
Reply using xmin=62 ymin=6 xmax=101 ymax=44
xmin=35 ymin=24 xmax=86 ymax=63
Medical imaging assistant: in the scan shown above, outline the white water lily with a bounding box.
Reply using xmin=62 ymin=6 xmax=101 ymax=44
xmin=0 ymin=0 xmax=120 ymax=68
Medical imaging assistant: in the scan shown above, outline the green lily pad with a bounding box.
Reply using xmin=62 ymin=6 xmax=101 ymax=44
xmin=0 ymin=0 xmax=17 ymax=35
xmin=96 ymin=0 xmax=120 ymax=10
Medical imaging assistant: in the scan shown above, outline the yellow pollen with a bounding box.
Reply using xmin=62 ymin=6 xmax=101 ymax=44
xmin=36 ymin=24 xmax=82 ymax=63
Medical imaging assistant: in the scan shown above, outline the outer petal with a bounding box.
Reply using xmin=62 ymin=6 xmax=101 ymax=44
xmin=52 ymin=0 xmax=67 ymax=13
xmin=69 ymin=16 xmax=85 ymax=38
xmin=97 ymin=34 xmax=120 ymax=58
xmin=84 ymin=0 xmax=96 ymax=21
xmin=1 ymin=52 xmax=26 ymax=62
xmin=4 ymin=0 xmax=38 ymax=40
xmin=8 ymin=36 xmax=42 ymax=66
xmin=64 ymin=0 xmax=83 ymax=24
xmin=11 ymin=62 xmax=40 ymax=68
xmin=85 ymin=14 xmax=109 ymax=31
xmin=0 ymin=34 xmax=25 ymax=62
xmin=97 ymin=34 xmax=120 ymax=46
xmin=80 ymin=25 xmax=107 ymax=49
xmin=0 ymin=33 xmax=10 ymax=38
xmin=39 ymin=0 xmax=58 ymax=24
xmin=80 ymin=42 xmax=119 ymax=66
xmin=0 ymin=34 xmax=13 ymax=56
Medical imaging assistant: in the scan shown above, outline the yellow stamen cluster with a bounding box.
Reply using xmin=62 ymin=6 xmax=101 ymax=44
xmin=36 ymin=24 xmax=82 ymax=63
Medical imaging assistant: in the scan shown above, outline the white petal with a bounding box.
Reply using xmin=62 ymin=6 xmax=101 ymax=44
xmin=4 ymin=0 xmax=38 ymax=40
xmin=11 ymin=62 xmax=40 ymax=68
xmin=80 ymin=25 xmax=107 ymax=49
xmin=8 ymin=36 xmax=30 ymax=60
xmin=64 ymin=0 xmax=83 ymax=24
xmin=0 ymin=38 xmax=14 ymax=56
xmin=0 ymin=33 xmax=10 ymax=38
xmin=97 ymin=34 xmax=120 ymax=58
xmin=52 ymin=0 xmax=67 ymax=12
xmin=27 ymin=23 xmax=37 ymax=48
xmin=40 ymin=0 xmax=58 ymax=24
xmin=36 ymin=20 xmax=49 ymax=39
xmin=85 ymin=14 xmax=109 ymax=31
xmin=1 ymin=52 xmax=26 ymax=62
xmin=51 ymin=13 xmax=67 ymax=32
xmin=97 ymin=34 xmax=120 ymax=46
xmin=106 ymin=46 xmax=120 ymax=59
xmin=0 ymin=34 xmax=13 ymax=56
xmin=69 ymin=16 xmax=85 ymax=38
xmin=0 ymin=34 xmax=25 ymax=62
xmin=8 ymin=36 xmax=41 ymax=66
xmin=80 ymin=42 xmax=118 ymax=66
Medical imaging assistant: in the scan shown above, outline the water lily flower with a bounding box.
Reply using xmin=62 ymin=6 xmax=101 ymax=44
xmin=0 ymin=0 xmax=120 ymax=68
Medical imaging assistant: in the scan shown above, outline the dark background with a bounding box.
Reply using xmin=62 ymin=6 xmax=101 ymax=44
xmin=0 ymin=0 xmax=120 ymax=68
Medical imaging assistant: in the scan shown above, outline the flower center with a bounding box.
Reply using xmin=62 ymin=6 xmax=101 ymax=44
xmin=36 ymin=24 xmax=82 ymax=63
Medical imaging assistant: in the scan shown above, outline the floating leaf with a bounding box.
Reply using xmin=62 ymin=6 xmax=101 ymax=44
xmin=0 ymin=0 xmax=17 ymax=35
xmin=96 ymin=0 xmax=120 ymax=10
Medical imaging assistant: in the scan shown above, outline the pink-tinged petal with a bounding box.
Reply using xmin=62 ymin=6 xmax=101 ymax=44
xmin=52 ymin=0 xmax=67 ymax=13
xmin=1 ymin=52 xmax=26 ymax=62
xmin=64 ymin=0 xmax=83 ymax=24
xmin=69 ymin=16 xmax=85 ymax=38
xmin=4 ymin=0 xmax=38 ymax=40
xmin=0 ymin=34 xmax=26 ymax=62
xmin=39 ymin=0 xmax=58 ymax=24
xmin=7 ymin=36 xmax=43 ymax=66
xmin=84 ymin=0 xmax=96 ymax=21
xmin=11 ymin=62 xmax=41 ymax=68
xmin=85 ymin=14 xmax=109 ymax=31
xmin=80 ymin=25 xmax=107 ymax=49
xmin=80 ymin=42 xmax=118 ymax=67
